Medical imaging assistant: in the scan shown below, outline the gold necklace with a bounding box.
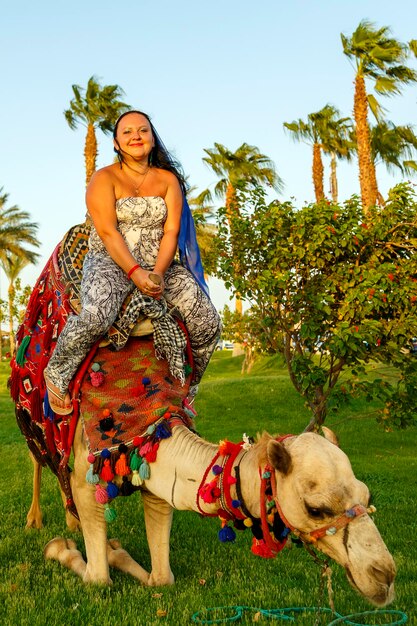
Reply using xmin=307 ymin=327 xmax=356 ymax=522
xmin=122 ymin=164 xmax=150 ymax=196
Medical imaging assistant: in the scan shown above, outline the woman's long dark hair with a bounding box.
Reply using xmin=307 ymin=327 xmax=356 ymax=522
xmin=113 ymin=109 xmax=188 ymax=194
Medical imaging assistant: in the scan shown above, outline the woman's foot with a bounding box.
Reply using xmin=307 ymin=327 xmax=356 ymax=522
xmin=44 ymin=373 xmax=73 ymax=415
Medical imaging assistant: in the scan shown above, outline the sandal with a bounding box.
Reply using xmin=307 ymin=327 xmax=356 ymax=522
xmin=44 ymin=374 xmax=73 ymax=416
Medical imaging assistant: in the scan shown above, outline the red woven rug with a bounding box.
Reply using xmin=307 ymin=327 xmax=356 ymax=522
xmin=81 ymin=334 xmax=192 ymax=457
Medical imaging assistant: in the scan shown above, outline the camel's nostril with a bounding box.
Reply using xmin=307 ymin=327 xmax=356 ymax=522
xmin=368 ymin=565 xmax=395 ymax=587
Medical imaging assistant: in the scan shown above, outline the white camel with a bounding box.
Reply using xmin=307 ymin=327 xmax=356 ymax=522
xmin=26 ymin=421 xmax=395 ymax=607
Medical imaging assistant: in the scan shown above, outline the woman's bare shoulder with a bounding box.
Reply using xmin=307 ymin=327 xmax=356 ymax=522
xmin=153 ymin=168 xmax=181 ymax=189
xmin=88 ymin=164 xmax=120 ymax=191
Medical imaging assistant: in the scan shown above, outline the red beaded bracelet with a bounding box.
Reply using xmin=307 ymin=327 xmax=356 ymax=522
xmin=127 ymin=264 xmax=141 ymax=279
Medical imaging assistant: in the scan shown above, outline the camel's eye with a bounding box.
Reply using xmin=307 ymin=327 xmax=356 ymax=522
xmin=305 ymin=504 xmax=333 ymax=519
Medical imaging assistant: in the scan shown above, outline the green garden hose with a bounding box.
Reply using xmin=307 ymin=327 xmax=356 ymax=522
xmin=191 ymin=605 xmax=408 ymax=625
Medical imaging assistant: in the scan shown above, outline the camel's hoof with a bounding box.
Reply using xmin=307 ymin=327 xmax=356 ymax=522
xmin=26 ymin=516 xmax=43 ymax=530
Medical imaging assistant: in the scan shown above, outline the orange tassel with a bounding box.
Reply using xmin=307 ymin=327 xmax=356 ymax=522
xmin=115 ymin=453 xmax=131 ymax=476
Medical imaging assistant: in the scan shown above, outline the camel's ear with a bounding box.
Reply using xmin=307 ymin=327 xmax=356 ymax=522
xmin=267 ymin=440 xmax=292 ymax=476
xmin=321 ymin=426 xmax=339 ymax=447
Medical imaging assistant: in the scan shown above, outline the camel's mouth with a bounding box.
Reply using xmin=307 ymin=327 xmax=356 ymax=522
xmin=345 ymin=566 xmax=395 ymax=607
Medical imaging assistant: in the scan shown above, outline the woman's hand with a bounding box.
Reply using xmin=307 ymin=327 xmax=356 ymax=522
xmin=131 ymin=267 xmax=163 ymax=298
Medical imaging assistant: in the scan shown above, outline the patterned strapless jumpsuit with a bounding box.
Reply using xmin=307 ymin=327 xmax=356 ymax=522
xmin=45 ymin=197 xmax=221 ymax=394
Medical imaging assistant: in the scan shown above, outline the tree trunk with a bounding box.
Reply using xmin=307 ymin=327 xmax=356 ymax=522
xmin=8 ymin=283 xmax=15 ymax=355
xmin=330 ymin=152 xmax=338 ymax=203
xmin=354 ymin=74 xmax=377 ymax=212
xmin=226 ymin=183 xmax=243 ymax=314
xmin=312 ymin=143 xmax=325 ymax=202
xmin=85 ymin=124 xmax=98 ymax=187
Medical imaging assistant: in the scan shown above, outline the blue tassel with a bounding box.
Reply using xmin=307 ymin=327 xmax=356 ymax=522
xmin=218 ymin=525 xmax=236 ymax=543
xmin=106 ymin=482 xmax=119 ymax=498
xmin=139 ymin=460 xmax=150 ymax=480
xmin=155 ymin=422 xmax=172 ymax=439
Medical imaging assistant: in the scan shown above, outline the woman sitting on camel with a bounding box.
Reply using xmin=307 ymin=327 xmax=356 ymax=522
xmin=44 ymin=110 xmax=221 ymax=414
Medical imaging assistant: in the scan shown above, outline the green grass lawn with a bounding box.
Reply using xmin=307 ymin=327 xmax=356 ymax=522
xmin=0 ymin=354 xmax=416 ymax=625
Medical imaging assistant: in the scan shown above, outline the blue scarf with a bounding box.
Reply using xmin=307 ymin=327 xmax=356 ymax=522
xmin=178 ymin=195 xmax=210 ymax=298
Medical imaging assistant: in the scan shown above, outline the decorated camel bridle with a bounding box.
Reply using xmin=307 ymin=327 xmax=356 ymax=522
xmin=197 ymin=434 xmax=376 ymax=558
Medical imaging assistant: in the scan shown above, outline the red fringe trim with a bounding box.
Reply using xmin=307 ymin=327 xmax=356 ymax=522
xmin=27 ymin=299 xmax=43 ymax=330
xmin=30 ymin=387 xmax=42 ymax=423
xmin=9 ymin=367 xmax=21 ymax=402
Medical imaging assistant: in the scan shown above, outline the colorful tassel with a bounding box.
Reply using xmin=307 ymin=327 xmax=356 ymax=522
xmin=95 ymin=484 xmax=109 ymax=504
xmin=86 ymin=466 xmax=99 ymax=484
xmin=218 ymin=524 xmax=236 ymax=543
xmin=16 ymin=335 xmax=31 ymax=366
xmin=145 ymin=442 xmax=159 ymax=463
xmin=100 ymin=459 xmax=114 ymax=482
xmin=90 ymin=371 xmax=105 ymax=387
xmin=106 ymin=482 xmax=119 ymax=498
xmin=199 ymin=480 xmax=221 ymax=504
xmin=115 ymin=453 xmax=131 ymax=476
xmin=139 ymin=459 xmax=150 ymax=480
xmin=120 ymin=476 xmax=136 ymax=496
xmin=155 ymin=421 xmax=171 ymax=439
xmin=129 ymin=450 xmax=142 ymax=471
xmin=104 ymin=504 xmax=117 ymax=523
xmin=131 ymin=470 xmax=143 ymax=486
xmin=251 ymin=538 xmax=276 ymax=559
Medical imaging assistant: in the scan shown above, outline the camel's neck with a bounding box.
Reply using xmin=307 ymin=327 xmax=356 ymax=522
xmin=146 ymin=426 xmax=263 ymax=518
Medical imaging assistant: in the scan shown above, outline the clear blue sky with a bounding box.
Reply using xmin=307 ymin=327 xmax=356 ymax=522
xmin=2 ymin=0 xmax=417 ymax=310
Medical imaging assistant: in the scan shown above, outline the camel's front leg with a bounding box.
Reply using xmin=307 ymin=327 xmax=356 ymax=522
xmin=71 ymin=431 xmax=111 ymax=584
xmin=142 ymin=491 xmax=174 ymax=586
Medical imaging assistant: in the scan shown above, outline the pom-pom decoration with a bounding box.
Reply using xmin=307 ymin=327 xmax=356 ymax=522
xmin=104 ymin=504 xmax=117 ymax=523
xmin=100 ymin=459 xmax=114 ymax=482
xmin=218 ymin=523 xmax=236 ymax=543
xmin=106 ymin=482 xmax=119 ymax=498
xmin=90 ymin=371 xmax=105 ymax=387
xmin=86 ymin=466 xmax=99 ymax=485
xmin=131 ymin=470 xmax=143 ymax=486
xmin=95 ymin=484 xmax=109 ymax=504
xmin=139 ymin=459 xmax=150 ymax=480
xmin=115 ymin=453 xmax=131 ymax=476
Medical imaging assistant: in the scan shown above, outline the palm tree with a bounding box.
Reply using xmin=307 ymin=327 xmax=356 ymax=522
xmin=1 ymin=253 xmax=33 ymax=354
xmin=284 ymin=113 xmax=325 ymax=202
xmin=0 ymin=189 xmax=40 ymax=353
xmin=371 ymin=120 xmax=417 ymax=178
xmin=0 ymin=189 xmax=40 ymax=262
xmin=319 ymin=108 xmax=354 ymax=203
xmin=203 ymin=143 xmax=282 ymax=313
xmin=341 ymin=20 xmax=417 ymax=210
xmin=64 ymin=76 xmax=129 ymax=186
xmin=284 ymin=105 xmax=354 ymax=203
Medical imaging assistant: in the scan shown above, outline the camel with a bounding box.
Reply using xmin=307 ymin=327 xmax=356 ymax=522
xmin=22 ymin=417 xmax=396 ymax=607
xmin=11 ymin=225 xmax=396 ymax=608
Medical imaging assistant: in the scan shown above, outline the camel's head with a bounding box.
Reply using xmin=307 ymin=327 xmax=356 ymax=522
xmin=266 ymin=429 xmax=396 ymax=606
